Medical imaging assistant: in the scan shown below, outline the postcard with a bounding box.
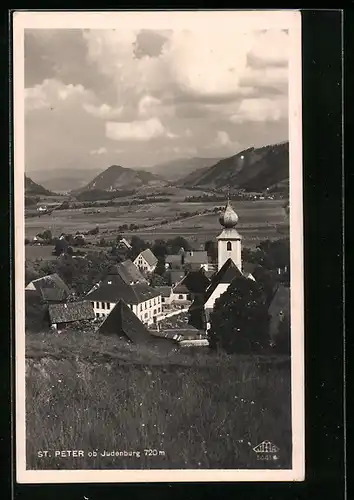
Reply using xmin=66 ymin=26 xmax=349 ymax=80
xmin=13 ymin=9 xmax=304 ymax=483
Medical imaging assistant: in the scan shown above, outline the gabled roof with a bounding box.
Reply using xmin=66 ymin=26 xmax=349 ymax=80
xmin=268 ymin=285 xmax=290 ymax=316
xmin=205 ymin=258 xmax=244 ymax=301
xmin=86 ymin=272 xmax=160 ymax=304
xmin=117 ymin=237 xmax=132 ymax=249
xmin=25 ymin=273 xmax=70 ymax=294
xmin=48 ymin=301 xmax=94 ymax=324
xmin=110 ymin=260 xmax=148 ymax=285
xmin=173 ymin=269 xmax=210 ymax=294
xmin=184 ymin=251 xmax=208 ymax=265
xmin=135 ymin=248 xmax=158 ymax=267
xmin=98 ymin=299 xmax=156 ymax=344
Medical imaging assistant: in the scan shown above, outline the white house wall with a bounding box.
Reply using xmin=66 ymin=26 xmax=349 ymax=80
xmin=90 ymin=296 xmax=162 ymax=325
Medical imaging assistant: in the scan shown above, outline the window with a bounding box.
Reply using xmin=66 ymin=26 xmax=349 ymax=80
xmin=162 ymin=298 xmax=165 ymax=303
xmin=91 ymin=302 xmax=94 ymax=308
xmin=101 ymin=302 xmax=106 ymax=309
xmin=144 ymin=303 xmax=147 ymax=309
xmin=96 ymin=302 xmax=100 ymax=308
xmin=106 ymin=302 xmax=110 ymax=310
xmin=95 ymin=313 xmax=99 ymax=318
xmin=178 ymin=294 xmax=184 ymax=299
xmin=153 ymin=309 xmax=157 ymax=315
xmin=145 ymin=313 xmax=148 ymax=319
xmin=227 ymin=241 xmax=232 ymax=251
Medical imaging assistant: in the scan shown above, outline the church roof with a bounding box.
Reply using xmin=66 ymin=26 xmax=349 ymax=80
xmin=204 ymin=258 xmax=245 ymax=301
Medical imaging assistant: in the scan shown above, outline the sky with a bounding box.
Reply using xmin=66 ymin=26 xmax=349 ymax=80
xmin=24 ymin=27 xmax=289 ymax=173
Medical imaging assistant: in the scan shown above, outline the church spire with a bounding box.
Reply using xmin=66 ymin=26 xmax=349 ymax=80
xmin=219 ymin=198 xmax=239 ymax=228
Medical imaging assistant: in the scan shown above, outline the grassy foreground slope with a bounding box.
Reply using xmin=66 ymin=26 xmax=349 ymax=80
xmin=26 ymin=330 xmax=291 ymax=470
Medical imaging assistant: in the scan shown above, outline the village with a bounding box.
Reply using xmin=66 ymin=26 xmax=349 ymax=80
xmin=25 ymin=198 xmax=290 ymax=355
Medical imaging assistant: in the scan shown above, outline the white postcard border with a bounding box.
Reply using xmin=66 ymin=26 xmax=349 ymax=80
xmin=14 ymin=9 xmax=304 ymax=483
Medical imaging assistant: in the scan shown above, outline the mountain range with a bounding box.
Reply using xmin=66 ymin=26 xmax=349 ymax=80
xmin=73 ymin=164 xmax=167 ymax=194
xmin=177 ymin=141 xmax=289 ymax=192
xmin=27 ymin=168 xmax=103 ymax=193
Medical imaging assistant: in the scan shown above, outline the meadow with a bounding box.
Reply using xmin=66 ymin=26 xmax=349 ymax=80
xmin=25 ymin=329 xmax=292 ymax=470
xmin=25 ymin=198 xmax=289 ymax=252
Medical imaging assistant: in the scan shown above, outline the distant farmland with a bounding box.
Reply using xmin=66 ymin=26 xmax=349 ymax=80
xmin=25 ymin=199 xmax=289 ymax=249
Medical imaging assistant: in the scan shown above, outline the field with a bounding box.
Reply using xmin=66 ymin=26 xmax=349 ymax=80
xmin=25 ymin=329 xmax=292 ymax=470
xmin=25 ymin=199 xmax=289 ymax=253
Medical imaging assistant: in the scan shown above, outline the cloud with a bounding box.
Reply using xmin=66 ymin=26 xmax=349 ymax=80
xmin=215 ymin=130 xmax=232 ymax=147
xmin=24 ymin=25 xmax=290 ymax=171
xmin=106 ymin=118 xmax=175 ymax=141
xmin=90 ymin=147 xmax=107 ymax=155
xmin=230 ymin=97 xmax=288 ymax=123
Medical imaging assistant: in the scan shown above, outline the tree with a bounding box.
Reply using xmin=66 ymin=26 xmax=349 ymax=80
xmin=38 ymin=229 xmax=53 ymax=243
xmin=209 ymin=276 xmax=270 ymax=354
xmin=152 ymin=240 xmax=168 ymax=259
xmin=167 ymin=236 xmax=191 ymax=254
xmin=205 ymin=240 xmax=218 ymax=262
xmin=53 ymin=238 xmax=68 ymax=256
xmin=130 ymin=236 xmax=148 ymax=259
xmin=155 ymin=257 xmax=166 ymax=276
xmin=252 ymin=265 xmax=277 ymax=303
xmin=149 ymin=273 xmax=168 ymax=287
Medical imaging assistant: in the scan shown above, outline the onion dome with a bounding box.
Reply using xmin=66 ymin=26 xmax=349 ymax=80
xmin=219 ymin=200 xmax=239 ymax=228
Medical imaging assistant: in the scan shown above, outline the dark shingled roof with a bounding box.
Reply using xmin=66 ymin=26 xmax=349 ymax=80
xmin=26 ymin=273 xmax=70 ymax=294
xmin=205 ymin=258 xmax=245 ymax=301
xmin=98 ymin=299 xmax=157 ymax=344
xmin=86 ymin=272 xmax=160 ymax=304
xmin=173 ymin=269 xmax=210 ymax=295
xmin=40 ymin=287 xmax=67 ymax=302
xmin=48 ymin=301 xmax=95 ymax=324
xmin=154 ymin=286 xmax=172 ymax=298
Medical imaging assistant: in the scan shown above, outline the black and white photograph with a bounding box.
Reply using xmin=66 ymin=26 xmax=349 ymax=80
xmin=14 ymin=10 xmax=304 ymax=483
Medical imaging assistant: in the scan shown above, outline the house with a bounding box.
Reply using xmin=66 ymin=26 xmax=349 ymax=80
xmin=115 ymin=260 xmax=148 ymax=285
xmin=172 ymin=268 xmax=211 ymax=301
xmin=154 ymin=286 xmax=173 ymax=309
xmin=183 ymin=250 xmax=209 ymax=271
xmin=165 ymin=254 xmax=183 ymax=270
xmin=133 ymin=248 xmax=158 ymax=273
xmin=86 ymin=266 xmax=163 ymax=325
xmin=37 ymin=205 xmax=47 ymax=213
xmin=268 ymin=285 xmax=290 ymax=339
xmin=117 ymin=237 xmax=132 ymax=250
xmin=25 ymin=273 xmax=70 ymax=302
xmin=98 ymin=299 xmax=177 ymax=351
xmin=165 ymin=250 xmax=209 ymax=271
xmin=32 ymin=235 xmax=46 ymax=245
xmin=48 ymin=300 xmax=95 ymax=331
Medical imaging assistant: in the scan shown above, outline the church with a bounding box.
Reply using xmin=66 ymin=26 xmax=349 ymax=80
xmin=188 ymin=198 xmax=256 ymax=331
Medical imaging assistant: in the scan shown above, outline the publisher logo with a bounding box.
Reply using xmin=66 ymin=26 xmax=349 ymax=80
xmin=253 ymin=440 xmax=279 ymax=454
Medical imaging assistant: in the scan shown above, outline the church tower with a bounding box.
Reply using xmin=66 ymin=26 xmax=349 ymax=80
xmin=217 ymin=199 xmax=242 ymax=271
